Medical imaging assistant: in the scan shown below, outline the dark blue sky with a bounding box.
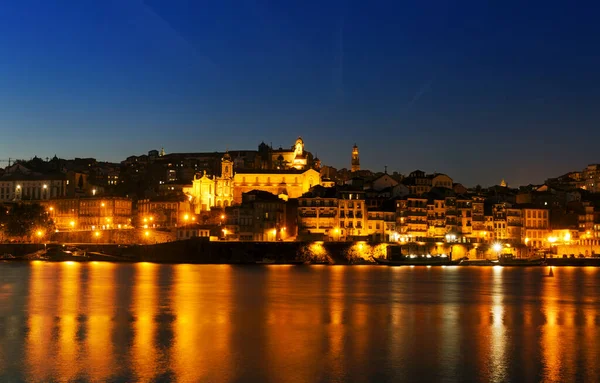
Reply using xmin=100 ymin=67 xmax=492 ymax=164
xmin=1 ymin=0 xmax=599 ymax=186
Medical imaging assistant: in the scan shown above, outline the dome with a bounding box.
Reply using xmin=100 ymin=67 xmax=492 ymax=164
xmin=223 ymin=151 xmax=231 ymax=161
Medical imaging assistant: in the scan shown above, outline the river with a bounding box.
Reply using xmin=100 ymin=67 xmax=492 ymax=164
xmin=1 ymin=262 xmax=599 ymax=382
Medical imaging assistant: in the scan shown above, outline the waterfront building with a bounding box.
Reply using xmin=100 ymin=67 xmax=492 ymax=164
xmin=137 ymin=195 xmax=193 ymax=228
xmin=521 ymin=205 xmax=550 ymax=248
xmin=224 ymin=190 xmax=287 ymax=241
xmin=41 ymin=197 xmax=132 ymax=231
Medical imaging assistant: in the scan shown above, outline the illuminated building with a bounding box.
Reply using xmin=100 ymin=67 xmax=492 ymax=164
xmin=224 ymin=190 xmax=287 ymax=241
xmin=137 ymin=196 xmax=193 ymax=227
xmin=521 ymin=205 xmax=550 ymax=248
xmin=367 ymin=203 xmax=396 ymax=242
xmin=0 ymin=164 xmax=67 ymax=202
xmin=185 ymin=140 xmax=322 ymax=212
xmin=351 ymin=144 xmax=360 ymax=172
xmin=297 ymin=185 xmax=368 ymax=241
xmin=40 ymin=197 xmax=132 ymax=230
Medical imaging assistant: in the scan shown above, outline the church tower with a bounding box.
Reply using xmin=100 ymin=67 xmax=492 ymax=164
xmin=221 ymin=151 xmax=233 ymax=179
xmin=215 ymin=151 xmax=234 ymax=208
xmin=351 ymin=144 xmax=360 ymax=172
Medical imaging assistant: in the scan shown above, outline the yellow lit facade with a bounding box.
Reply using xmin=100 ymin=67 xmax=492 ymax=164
xmin=41 ymin=197 xmax=132 ymax=230
xmin=185 ymin=161 xmax=321 ymax=213
xmin=522 ymin=207 xmax=549 ymax=248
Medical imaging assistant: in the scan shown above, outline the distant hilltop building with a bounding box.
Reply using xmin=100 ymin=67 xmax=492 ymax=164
xmin=184 ymin=137 xmax=321 ymax=212
xmin=501 ymin=179 xmax=507 ymax=187
xmin=351 ymin=144 xmax=360 ymax=172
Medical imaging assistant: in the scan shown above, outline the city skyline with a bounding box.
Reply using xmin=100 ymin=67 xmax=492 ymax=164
xmin=2 ymin=1 xmax=600 ymax=187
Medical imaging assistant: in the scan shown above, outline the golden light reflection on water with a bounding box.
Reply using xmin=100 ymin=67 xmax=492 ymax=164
xmin=328 ymin=265 xmax=346 ymax=379
xmin=84 ymin=262 xmax=116 ymax=382
xmin=25 ymin=263 xmax=58 ymax=382
xmin=541 ymin=272 xmax=563 ymax=383
xmin=489 ymin=267 xmax=507 ymax=383
xmin=56 ymin=262 xmax=81 ymax=381
xmin=264 ymin=265 xmax=321 ymax=383
xmin=131 ymin=262 xmax=159 ymax=382
xmin=171 ymin=264 xmax=202 ymax=382
xmin=10 ymin=263 xmax=600 ymax=383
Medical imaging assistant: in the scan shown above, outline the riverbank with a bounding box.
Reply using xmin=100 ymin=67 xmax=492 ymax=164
xmin=2 ymin=240 xmax=600 ymax=266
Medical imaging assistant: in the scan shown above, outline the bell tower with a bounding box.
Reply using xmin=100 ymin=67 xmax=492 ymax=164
xmin=222 ymin=151 xmax=233 ymax=179
xmin=351 ymin=144 xmax=360 ymax=172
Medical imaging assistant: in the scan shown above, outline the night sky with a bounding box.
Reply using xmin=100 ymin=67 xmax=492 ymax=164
xmin=1 ymin=1 xmax=599 ymax=187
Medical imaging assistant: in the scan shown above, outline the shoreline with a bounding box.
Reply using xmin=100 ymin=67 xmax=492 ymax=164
xmin=2 ymin=239 xmax=600 ymax=267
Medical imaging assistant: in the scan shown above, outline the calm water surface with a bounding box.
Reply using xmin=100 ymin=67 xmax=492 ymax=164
xmin=0 ymin=262 xmax=599 ymax=382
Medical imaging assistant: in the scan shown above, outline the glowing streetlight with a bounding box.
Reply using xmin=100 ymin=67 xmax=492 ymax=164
xmin=492 ymin=243 xmax=502 ymax=253
xmin=94 ymin=231 xmax=100 ymax=237
xmin=564 ymin=232 xmax=571 ymax=242
xmin=221 ymin=214 xmax=225 ymax=220
xmin=43 ymin=184 xmax=47 ymax=189
xmin=144 ymin=231 xmax=150 ymax=237
xmin=92 ymin=189 xmax=97 ymax=196
xmin=101 ymin=202 xmax=105 ymax=207
xmin=184 ymin=214 xmax=189 ymax=222
xmin=70 ymin=221 xmax=75 ymax=228
xmin=36 ymin=230 xmax=43 ymax=237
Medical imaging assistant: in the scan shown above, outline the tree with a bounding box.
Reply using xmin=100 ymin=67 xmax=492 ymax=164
xmin=78 ymin=174 xmax=84 ymax=190
xmin=2 ymin=204 xmax=55 ymax=239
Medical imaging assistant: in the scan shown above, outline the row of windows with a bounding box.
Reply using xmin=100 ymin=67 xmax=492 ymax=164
xmin=525 ymin=210 xmax=548 ymax=219
xmin=339 ymin=221 xmax=363 ymax=229
xmin=241 ymin=177 xmax=300 ymax=184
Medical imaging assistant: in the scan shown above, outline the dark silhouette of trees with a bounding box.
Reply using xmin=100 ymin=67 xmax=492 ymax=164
xmin=0 ymin=204 xmax=55 ymax=239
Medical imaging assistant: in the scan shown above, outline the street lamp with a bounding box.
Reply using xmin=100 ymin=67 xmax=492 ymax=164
xmin=493 ymin=242 xmax=502 ymax=258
